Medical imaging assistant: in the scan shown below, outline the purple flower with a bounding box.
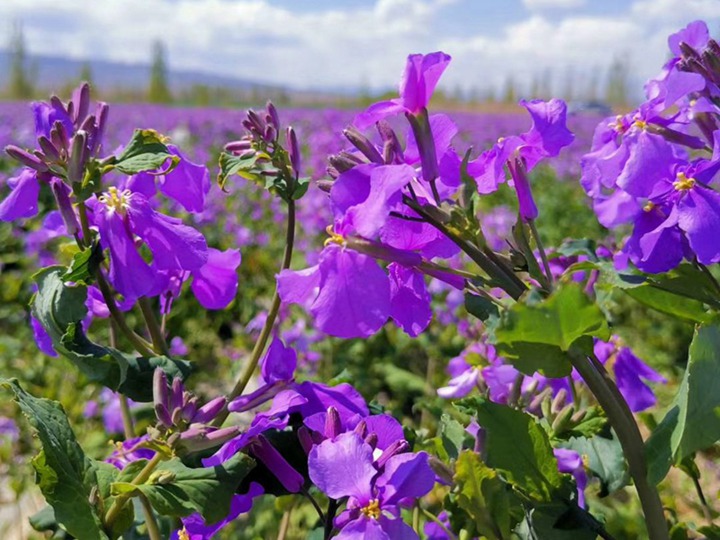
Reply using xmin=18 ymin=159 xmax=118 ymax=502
xmin=309 ymin=432 xmax=435 ymax=539
xmin=190 ymin=248 xmax=241 ymax=309
xmin=554 ymin=448 xmax=587 ymax=508
xmin=0 ymin=168 xmax=41 ymax=222
xmin=355 ymin=52 xmax=451 ymax=129
xmin=91 ymin=187 xmax=208 ymax=298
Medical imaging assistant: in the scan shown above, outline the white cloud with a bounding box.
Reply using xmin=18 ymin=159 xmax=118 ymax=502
xmin=0 ymin=0 xmax=719 ymax=100
xmin=522 ymin=0 xmax=586 ymax=9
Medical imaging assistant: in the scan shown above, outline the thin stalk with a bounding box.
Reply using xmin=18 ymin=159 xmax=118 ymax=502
xmin=118 ymin=395 xmax=135 ymax=440
xmin=96 ymin=271 xmax=156 ymax=357
xmin=527 ymin=219 xmax=553 ymax=288
xmin=77 ymin=202 xmax=92 ymax=248
xmin=404 ymin=197 xmax=526 ymax=300
xmin=302 ymin=488 xmax=326 ymax=525
xmin=104 ymin=453 xmax=164 ymax=528
xmin=568 ymin=348 xmax=669 ymax=540
xmin=324 ymin=499 xmax=339 ymax=540
xmin=214 ymin=200 xmax=296 ymax=427
xmin=690 ymin=472 xmax=713 ymax=523
xmin=138 ymin=297 xmax=170 ymax=356
xmin=697 ymin=261 xmax=720 ymax=298
xmin=420 ymin=507 xmax=457 ymax=540
xmin=412 ymin=504 xmax=421 ymax=534
xmin=138 ymin=493 xmax=163 ymax=540
xmin=277 ymin=504 xmax=293 ymax=540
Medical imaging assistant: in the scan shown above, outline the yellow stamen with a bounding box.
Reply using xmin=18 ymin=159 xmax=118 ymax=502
xmin=98 ymin=186 xmax=132 ymax=214
xmin=633 ymin=119 xmax=647 ymax=130
xmin=178 ymin=527 xmax=190 ymax=540
xmin=323 ymin=225 xmax=345 ymax=247
xmin=673 ymin=172 xmax=696 ymax=191
xmin=643 ymin=201 xmax=655 ymax=212
xmin=581 ymin=454 xmax=591 ymax=469
xmin=497 ymin=136 xmax=505 ymax=144
xmin=610 ymin=115 xmax=625 ymax=134
xmin=360 ymin=499 xmax=381 ymax=520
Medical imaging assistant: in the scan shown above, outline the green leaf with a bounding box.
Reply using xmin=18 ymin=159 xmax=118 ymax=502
xmin=217 ymin=150 xmax=262 ymax=190
xmin=291 ymin=176 xmax=311 ymax=200
xmin=552 ymin=239 xmax=598 ymax=260
xmin=1 ymin=379 xmax=108 ymax=540
xmin=63 ymin=243 xmax=103 ymax=285
xmin=464 ymin=291 xmax=500 ymax=323
xmin=31 ymin=266 xmax=192 ymax=402
xmin=561 ymin=433 xmax=628 ymax=495
xmin=514 ymin=503 xmax=599 ymax=540
xmin=646 ymin=323 xmax=720 ymax=483
xmin=491 ymin=283 xmax=609 ymax=377
xmin=553 ymin=406 xmax=607 ymax=440
xmin=114 ymin=129 xmax=177 ymax=174
xmin=110 ymin=454 xmax=255 ymax=524
xmin=437 ymin=414 xmax=469 ymax=462
xmin=456 ymin=397 xmax=564 ymax=501
xmin=454 ymin=450 xmax=523 ymax=539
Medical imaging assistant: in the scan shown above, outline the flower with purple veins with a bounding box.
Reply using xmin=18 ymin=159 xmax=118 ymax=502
xmin=309 ymin=431 xmax=435 ymax=540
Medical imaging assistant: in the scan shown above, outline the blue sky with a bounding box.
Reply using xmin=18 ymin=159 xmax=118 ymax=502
xmin=2 ymin=0 xmax=720 ymax=97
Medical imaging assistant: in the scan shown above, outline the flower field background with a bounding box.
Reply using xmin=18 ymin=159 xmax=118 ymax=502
xmin=0 ymin=19 xmax=719 ymax=540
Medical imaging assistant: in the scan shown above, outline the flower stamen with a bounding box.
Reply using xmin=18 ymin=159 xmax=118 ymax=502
xmin=98 ymin=186 xmax=132 ymax=215
xmin=673 ymin=172 xmax=696 ymax=191
xmin=360 ymin=499 xmax=381 ymax=520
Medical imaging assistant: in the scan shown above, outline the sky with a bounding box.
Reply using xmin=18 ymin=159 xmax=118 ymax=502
xmin=2 ymin=0 xmax=720 ymax=98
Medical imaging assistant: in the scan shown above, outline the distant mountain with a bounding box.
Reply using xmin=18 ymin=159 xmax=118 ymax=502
xmin=0 ymin=50 xmax=277 ymax=92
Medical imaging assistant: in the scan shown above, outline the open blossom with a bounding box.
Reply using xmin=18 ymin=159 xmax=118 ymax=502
xmin=355 ymin=52 xmax=451 ymax=129
xmin=90 ymin=186 xmax=208 ymax=298
xmin=309 ymin=432 xmax=435 ymax=540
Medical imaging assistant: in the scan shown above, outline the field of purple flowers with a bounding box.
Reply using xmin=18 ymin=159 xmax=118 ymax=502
xmin=0 ymin=19 xmax=719 ymax=540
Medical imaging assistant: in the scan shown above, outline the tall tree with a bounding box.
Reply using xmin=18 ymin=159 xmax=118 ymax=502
xmin=148 ymin=40 xmax=172 ymax=103
xmin=7 ymin=22 xmax=34 ymax=99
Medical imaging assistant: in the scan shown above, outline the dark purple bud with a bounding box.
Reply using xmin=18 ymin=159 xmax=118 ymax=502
xmin=647 ymin=124 xmax=708 ymax=149
xmin=266 ymin=101 xmax=280 ymax=131
xmin=701 ymin=49 xmax=720 ymax=83
xmin=343 ymin=126 xmax=383 ymax=164
xmin=376 ymin=120 xmax=404 ymax=163
xmin=170 ymin=377 xmax=184 ymax=412
xmin=317 ymin=179 xmax=334 ymax=192
xmin=405 ymin=109 xmax=439 ymax=183
xmin=509 ymin=157 xmax=538 ymax=221
xmin=50 ymin=179 xmax=79 ymax=236
xmin=171 ymin=407 xmax=184 ymax=426
xmin=328 ymin=151 xmax=363 ymax=173
xmin=286 ymin=127 xmax=301 ymax=176
xmin=376 ymin=439 xmax=409 ymax=468
xmin=247 ymin=110 xmax=266 ymax=133
xmin=50 ymin=95 xmax=68 ymax=117
xmin=51 ymin=120 xmax=70 ymax=153
xmin=364 ymin=432 xmax=379 ymax=449
xmin=708 ymin=39 xmax=720 ymax=60
xmin=92 ymin=103 xmax=109 ymax=154
xmin=38 ymin=136 xmax=60 ymax=162
xmin=528 ymin=387 xmax=553 ymax=412
xmin=551 ymin=388 xmax=568 ymax=415
xmin=686 ymin=57 xmax=712 ymax=80
xmin=5 ymin=145 xmax=49 ymax=172
xmin=67 ymin=131 xmax=88 ymax=184
xmin=250 ymin=435 xmax=304 ymax=493
xmin=228 ymin=382 xmax=286 ymax=413
xmin=225 ymin=140 xmax=253 ymax=153
xmin=353 ymin=419 xmax=368 ymax=439
xmin=241 ymin=119 xmax=256 ymax=133
xmin=192 ymin=396 xmax=226 ymax=424
xmin=264 ymin=125 xmax=277 ymax=143
xmin=428 ymin=455 xmax=454 ymax=486
xmin=181 ymin=397 xmax=199 ymax=423
xmin=155 ymin=403 xmax=173 ymax=428
xmin=178 ymin=425 xmax=240 ymax=453
xmin=72 ymin=82 xmax=91 ymax=125
xmin=153 ymin=369 xmax=169 ymax=409
xmin=679 ymin=41 xmax=701 ymax=61
xmin=297 ymin=426 xmax=314 ymax=455
xmin=326 ymin=166 xmax=339 ymax=180
xmin=324 ymin=407 xmax=342 ymax=440
xmin=346 ymin=237 xmax=422 ymax=267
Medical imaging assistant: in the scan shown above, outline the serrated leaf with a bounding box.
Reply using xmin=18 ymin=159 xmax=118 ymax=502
xmin=646 ymin=323 xmax=720 ymax=483
xmin=31 ymin=266 xmax=192 ymax=402
xmin=456 ymin=397 xmax=564 ymax=501
xmin=114 ymin=129 xmax=177 ymax=175
xmin=1 ymin=379 xmax=108 ymax=540
xmin=492 ymin=283 xmax=609 ymax=377
xmin=110 ymin=454 xmax=254 ymax=525
xmin=454 ymin=450 xmax=522 ymax=539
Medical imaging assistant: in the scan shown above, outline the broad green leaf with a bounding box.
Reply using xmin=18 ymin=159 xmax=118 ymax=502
xmin=561 ymin=433 xmax=628 ymax=495
xmin=1 ymin=379 xmax=108 ymax=540
xmin=63 ymin=243 xmax=103 ymax=285
xmin=456 ymin=397 xmax=563 ymax=501
xmin=438 ymin=414 xmax=469 ymax=462
xmin=552 ymin=239 xmax=598 ymax=260
xmin=454 ymin=450 xmax=522 ymax=539
xmin=217 ymin=150 xmax=261 ymax=190
xmin=110 ymin=454 xmax=254 ymax=524
xmin=464 ymin=291 xmax=500 ymax=323
xmin=491 ymin=283 xmax=609 ymax=377
xmin=31 ymin=267 xmax=192 ymax=402
xmin=514 ymin=503 xmax=600 ymax=540
xmin=646 ymin=323 xmax=720 ymax=483
xmin=114 ymin=129 xmax=177 ymax=174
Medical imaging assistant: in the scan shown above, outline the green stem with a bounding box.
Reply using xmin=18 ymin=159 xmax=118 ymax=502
xmin=276 ymin=504 xmax=293 ymax=540
xmin=104 ymin=452 xmax=164 ymax=529
xmin=138 ymin=493 xmax=163 ymax=540
xmin=568 ymin=348 xmax=669 ymax=540
xmin=689 ymin=468 xmax=713 ymax=523
xmin=77 ymin=202 xmax=92 ymax=248
xmin=527 ymin=219 xmax=553 ymax=288
xmin=96 ymin=271 xmax=156 ymax=357
xmin=138 ymin=297 xmax=170 ymax=356
xmin=214 ymin=200 xmax=296 ymax=426
xmin=420 ymin=507 xmax=457 ymax=540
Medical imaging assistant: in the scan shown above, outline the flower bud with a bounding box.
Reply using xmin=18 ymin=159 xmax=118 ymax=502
xmin=50 ymin=179 xmax=79 ymax=236
xmin=192 ymin=396 xmax=227 ymax=424
xmin=92 ymin=103 xmax=109 ymax=155
xmin=376 ymin=439 xmax=409 ymax=468
xmin=364 ymin=432 xmax=379 ymax=449
xmin=353 ymin=419 xmax=368 ymax=439
xmin=328 ymin=152 xmax=361 ymax=173
xmin=72 ymin=82 xmax=91 ymax=125
xmin=509 ymin=157 xmax=538 ymax=221
xmin=50 ymin=120 xmax=70 ymax=153
xmin=551 ymin=388 xmax=568 ymax=415
xmin=286 ymin=127 xmax=301 ymax=176
xmin=67 ymin=131 xmax=89 ymax=184
xmin=249 ymin=435 xmax=304 ymax=493
xmin=5 ymin=145 xmax=49 ymax=172
xmin=405 ymin=109 xmax=439 ymax=183
xmin=266 ymin=101 xmax=280 ymax=131
xmin=376 ymin=120 xmax=404 ymax=163
xmin=324 ymin=407 xmax=342 ymax=440
xmin=37 ymin=136 xmax=60 ymax=162
xmin=225 ymin=139 xmax=253 ymax=153
xmin=343 ymin=126 xmax=383 ymax=164
xmin=297 ymin=426 xmax=314 ymax=455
